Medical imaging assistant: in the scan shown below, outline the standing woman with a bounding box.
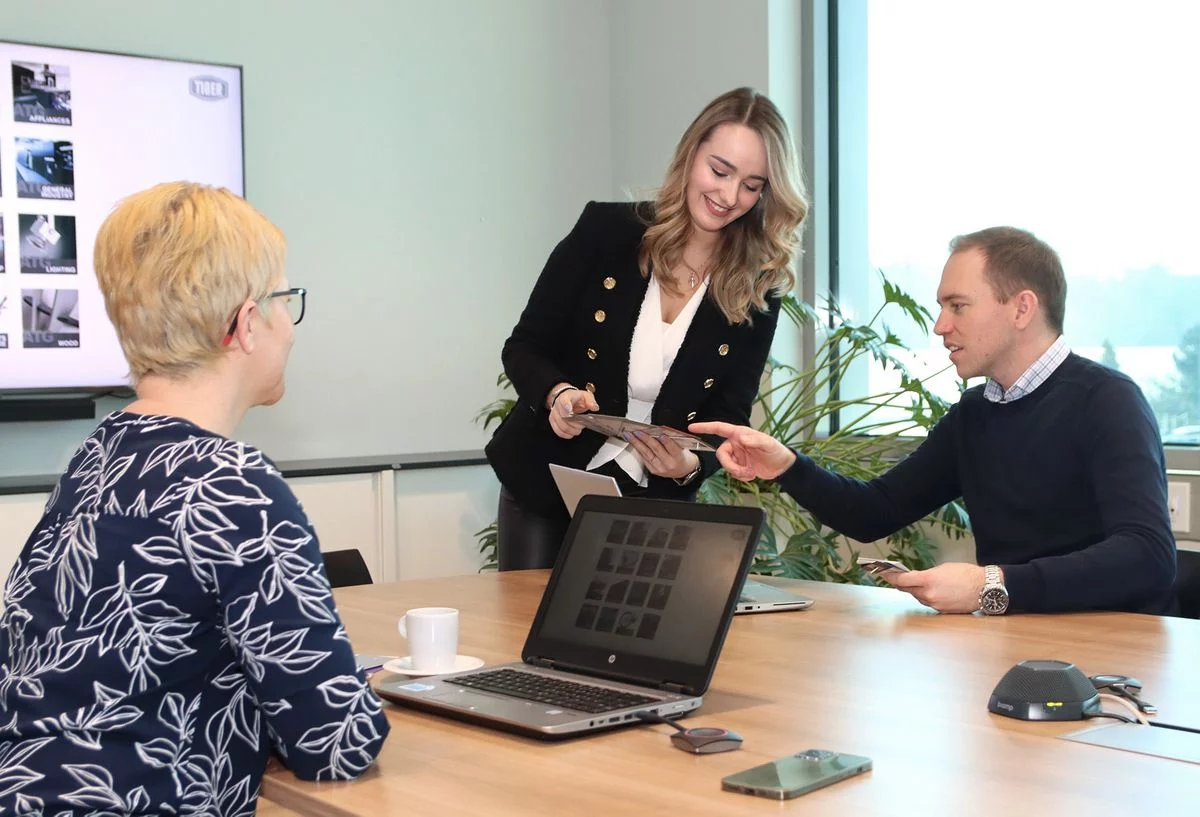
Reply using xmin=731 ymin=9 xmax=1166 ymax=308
xmin=486 ymin=87 xmax=809 ymax=570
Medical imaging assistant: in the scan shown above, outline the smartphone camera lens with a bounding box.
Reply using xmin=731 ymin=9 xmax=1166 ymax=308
xmin=798 ymin=749 xmax=835 ymax=762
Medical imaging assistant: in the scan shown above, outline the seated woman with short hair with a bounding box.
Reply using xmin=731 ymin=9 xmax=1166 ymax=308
xmin=0 ymin=182 xmax=389 ymax=815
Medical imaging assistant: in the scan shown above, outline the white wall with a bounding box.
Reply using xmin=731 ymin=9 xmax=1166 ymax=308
xmin=0 ymin=0 xmax=612 ymax=476
xmin=608 ymin=0 xmax=771 ymax=198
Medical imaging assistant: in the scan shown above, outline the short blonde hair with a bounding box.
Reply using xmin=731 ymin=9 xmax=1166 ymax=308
xmin=94 ymin=182 xmax=286 ymax=381
xmin=639 ymin=87 xmax=809 ymax=325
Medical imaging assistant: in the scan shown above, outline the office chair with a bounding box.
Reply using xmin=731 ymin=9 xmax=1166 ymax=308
xmin=1176 ymin=549 xmax=1200 ymax=620
xmin=321 ymin=548 xmax=373 ymax=588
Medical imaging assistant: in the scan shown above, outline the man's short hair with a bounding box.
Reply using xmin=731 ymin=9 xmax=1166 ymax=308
xmin=94 ymin=182 xmax=286 ymax=381
xmin=949 ymin=226 xmax=1066 ymax=334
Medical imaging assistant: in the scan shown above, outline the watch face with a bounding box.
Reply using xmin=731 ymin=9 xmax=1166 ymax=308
xmin=981 ymin=587 xmax=1009 ymax=615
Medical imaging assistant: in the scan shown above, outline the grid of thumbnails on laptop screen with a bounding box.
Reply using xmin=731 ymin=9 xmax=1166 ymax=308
xmin=539 ymin=511 xmax=749 ymax=666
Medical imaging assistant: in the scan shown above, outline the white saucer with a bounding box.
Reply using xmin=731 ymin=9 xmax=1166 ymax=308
xmin=382 ymin=655 xmax=485 ymax=677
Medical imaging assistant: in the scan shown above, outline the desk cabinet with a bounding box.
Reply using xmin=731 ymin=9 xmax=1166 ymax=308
xmin=0 ymin=494 xmax=49 ymax=589
xmin=0 ymin=474 xmax=395 ymax=589
xmin=0 ymin=467 xmax=500 ymax=590
xmin=287 ymin=472 xmax=396 ymax=582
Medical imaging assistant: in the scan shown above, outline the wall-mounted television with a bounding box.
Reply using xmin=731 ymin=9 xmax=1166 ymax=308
xmin=0 ymin=40 xmax=243 ymax=392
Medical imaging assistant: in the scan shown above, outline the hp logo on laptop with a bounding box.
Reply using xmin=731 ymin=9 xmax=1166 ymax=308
xmin=608 ymin=654 xmax=616 ymax=664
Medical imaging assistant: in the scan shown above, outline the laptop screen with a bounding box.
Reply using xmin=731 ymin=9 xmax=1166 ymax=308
xmin=523 ymin=495 xmax=763 ymax=693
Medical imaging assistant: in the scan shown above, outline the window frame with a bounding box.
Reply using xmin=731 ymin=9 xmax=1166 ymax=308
xmin=812 ymin=0 xmax=1200 ymax=471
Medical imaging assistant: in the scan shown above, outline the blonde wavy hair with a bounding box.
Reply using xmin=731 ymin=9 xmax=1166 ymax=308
xmin=639 ymin=87 xmax=808 ymax=325
xmin=94 ymin=181 xmax=286 ymax=382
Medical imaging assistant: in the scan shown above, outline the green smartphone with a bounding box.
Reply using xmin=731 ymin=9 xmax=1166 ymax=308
xmin=721 ymin=749 xmax=872 ymax=800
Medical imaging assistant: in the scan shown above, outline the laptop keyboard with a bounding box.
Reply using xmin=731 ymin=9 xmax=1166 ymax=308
xmin=447 ymin=668 xmax=660 ymax=714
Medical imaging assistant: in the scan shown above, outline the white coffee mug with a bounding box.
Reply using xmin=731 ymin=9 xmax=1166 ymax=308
xmin=398 ymin=607 xmax=459 ymax=672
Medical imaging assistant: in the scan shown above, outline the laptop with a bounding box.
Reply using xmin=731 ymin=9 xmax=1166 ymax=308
xmin=375 ymin=494 xmax=764 ymax=739
xmin=549 ymin=463 xmax=813 ymax=614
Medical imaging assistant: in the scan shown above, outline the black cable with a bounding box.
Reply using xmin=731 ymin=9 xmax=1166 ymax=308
xmin=1085 ymin=712 xmax=1135 ymax=724
xmin=1148 ymin=720 xmax=1200 ymax=735
xmin=1106 ymin=684 xmax=1157 ymax=714
xmin=634 ymin=710 xmax=685 ymax=730
xmin=1090 ymin=674 xmax=1200 ymax=733
xmin=1086 ymin=711 xmax=1200 ymax=733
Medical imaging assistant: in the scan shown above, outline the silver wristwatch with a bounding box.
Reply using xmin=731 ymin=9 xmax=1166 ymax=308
xmin=978 ymin=565 xmax=1009 ymax=615
xmin=673 ymin=459 xmax=702 ymax=486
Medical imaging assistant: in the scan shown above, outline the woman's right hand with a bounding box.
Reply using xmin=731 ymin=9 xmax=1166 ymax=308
xmin=547 ymin=383 xmax=599 ymax=439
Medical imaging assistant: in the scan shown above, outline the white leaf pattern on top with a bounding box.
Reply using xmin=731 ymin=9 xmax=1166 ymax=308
xmin=0 ymin=619 xmax=96 ymax=705
xmin=0 ymin=412 xmax=388 ymax=815
xmin=80 ymin=563 xmax=197 ymax=694
xmin=294 ymin=675 xmax=387 ymax=779
xmin=0 ymin=736 xmax=54 ymax=798
xmin=33 ymin=697 xmax=143 ymax=750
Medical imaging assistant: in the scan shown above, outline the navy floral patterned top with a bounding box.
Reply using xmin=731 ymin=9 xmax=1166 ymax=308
xmin=0 ymin=412 xmax=389 ymax=815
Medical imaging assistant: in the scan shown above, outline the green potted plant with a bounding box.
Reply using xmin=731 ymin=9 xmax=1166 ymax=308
xmin=475 ymin=274 xmax=969 ymax=578
xmin=706 ymin=277 xmax=969 ymax=584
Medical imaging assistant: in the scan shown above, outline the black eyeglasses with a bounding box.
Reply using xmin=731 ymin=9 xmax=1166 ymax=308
xmin=223 ymin=287 xmax=307 ymax=344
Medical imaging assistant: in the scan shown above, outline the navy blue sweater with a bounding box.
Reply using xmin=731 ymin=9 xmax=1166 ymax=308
xmin=779 ymin=354 xmax=1177 ymax=614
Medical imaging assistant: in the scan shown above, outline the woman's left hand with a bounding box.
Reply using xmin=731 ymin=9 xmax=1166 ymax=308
xmin=624 ymin=430 xmax=698 ymax=479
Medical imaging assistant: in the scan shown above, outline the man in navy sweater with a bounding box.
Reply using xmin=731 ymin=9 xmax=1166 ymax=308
xmin=692 ymin=227 xmax=1177 ymax=616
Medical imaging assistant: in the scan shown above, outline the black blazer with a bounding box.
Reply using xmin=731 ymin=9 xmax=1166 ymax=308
xmin=486 ymin=201 xmax=782 ymax=517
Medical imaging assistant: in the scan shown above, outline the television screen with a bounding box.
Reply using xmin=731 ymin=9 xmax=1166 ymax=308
xmin=0 ymin=40 xmax=243 ymax=389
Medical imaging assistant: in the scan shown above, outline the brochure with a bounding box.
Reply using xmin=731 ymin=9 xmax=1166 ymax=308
xmin=566 ymin=413 xmax=716 ymax=452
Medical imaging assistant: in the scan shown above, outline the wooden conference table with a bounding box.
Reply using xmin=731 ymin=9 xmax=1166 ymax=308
xmin=261 ymin=572 xmax=1199 ymax=816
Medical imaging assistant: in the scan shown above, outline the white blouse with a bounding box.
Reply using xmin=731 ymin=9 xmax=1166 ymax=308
xmin=587 ymin=275 xmax=710 ymax=485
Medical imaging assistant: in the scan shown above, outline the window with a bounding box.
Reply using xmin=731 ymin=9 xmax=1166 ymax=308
xmin=832 ymin=0 xmax=1200 ymax=443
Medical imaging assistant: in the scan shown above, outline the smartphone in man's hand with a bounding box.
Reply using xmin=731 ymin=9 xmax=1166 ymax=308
xmin=855 ymin=556 xmax=910 ymax=575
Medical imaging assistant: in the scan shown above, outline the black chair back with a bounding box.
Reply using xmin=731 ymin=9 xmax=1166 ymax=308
xmin=322 ymin=548 xmax=373 ymax=588
xmin=1177 ymin=549 xmax=1200 ymax=619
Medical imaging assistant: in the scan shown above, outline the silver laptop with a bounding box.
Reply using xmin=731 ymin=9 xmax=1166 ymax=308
xmin=376 ymin=494 xmax=765 ymax=739
xmin=549 ymin=463 xmax=813 ymax=614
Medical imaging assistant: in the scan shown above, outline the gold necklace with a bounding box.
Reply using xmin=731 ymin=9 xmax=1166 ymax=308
xmin=680 ymin=258 xmax=708 ymax=290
